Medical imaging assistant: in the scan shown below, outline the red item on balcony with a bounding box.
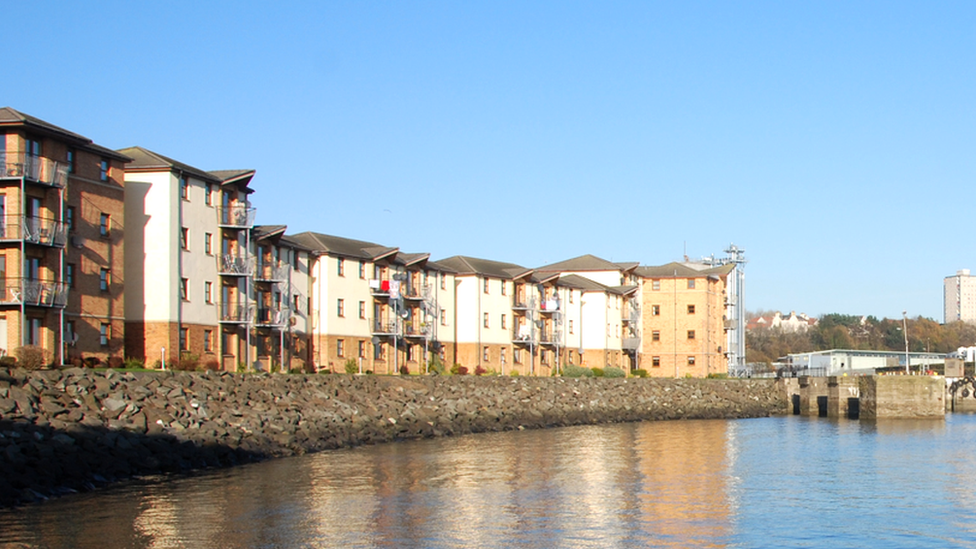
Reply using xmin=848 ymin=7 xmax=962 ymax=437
xmin=381 ymin=280 xmax=390 ymax=292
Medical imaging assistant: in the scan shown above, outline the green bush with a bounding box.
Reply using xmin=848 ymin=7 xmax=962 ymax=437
xmin=509 ymin=370 xmax=520 ymax=377
xmin=344 ymin=358 xmax=359 ymax=374
xmin=591 ymin=367 xmax=605 ymax=377
xmin=175 ymin=354 xmax=200 ymax=371
xmin=633 ymin=369 xmax=648 ymax=378
xmin=562 ymin=364 xmax=593 ymax=378
xmin=604 ymin=366 xmax=626 ymax=378
xmin=427 ymin=356 xmax=445 ymax=375
xmin=706 ymin=372 xmax=728 ymax=379
xmin=450 ymin=363 xmax=468 ymax=375
xmin=124 ymin=357 xmax=145 ymax=369
xmin=203 ymin=358 xmax=221 ymax=371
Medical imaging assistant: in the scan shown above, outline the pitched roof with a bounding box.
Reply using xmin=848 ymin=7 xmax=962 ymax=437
xmin=635 ymin=262 xmax=734 ymax=278
xmin=436 ymin=256 xmax=533 ymax=280
xmin=0 ymin=107 xmax=131 ymax=161
xmin=536 ymin=254 xmax=629 ymax=273
xmin=118 ymin=146 xmax=221 ymax=183
xmin=288 ymin=232 xmax=399 ymax=260
xmin=252 ymin=225 xmax=287 ymax=241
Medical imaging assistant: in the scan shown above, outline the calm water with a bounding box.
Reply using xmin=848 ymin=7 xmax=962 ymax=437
xmin=3 ymin=414 xmax=976 ymax=548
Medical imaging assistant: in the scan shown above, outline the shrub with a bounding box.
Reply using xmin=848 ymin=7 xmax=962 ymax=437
xmin=399 ymin=365 xmax=410 ymax=375
xmin=16 ymin=346 xmax=50 ymax=371
xmin=604 ymin=366 xmax=626 ymax=378
xmin=427 ymin=356 xmax=445 ymax=375
xmin=562 ymin=364 xmax=593 ymax=378
xmin=175 ymin=354 xmax=200 ymax=371
xmin=509 ymin=370 xmax=520 ymax=377
xmin=591 ymin=367 xmax=605 ymax=377
xmin=108 ymin=356 xmax=124 ymax=369
xmin=69 ymin=356 xmax=83 ymax=368
xmin=633 ymin=369 xmax=648 ymax=378
xmin=706 ymin=372 xmax=728 ymax=379
xmin=450 ymin=363 xmax=468 ymax=375
xmin=0 ymin=356 xmax=17 ymax=368
xmin=474 ymin=365 xmax=487 ymax=376
xmin=345 ymin=358 xmax=359 ymax=374
xmin=203 ymin=358 xmax=221 ymax=371
xmin=83 ymin=356 xmax=102 ymax=368
xmin=124 ymin=357 xmax=145 ymax=369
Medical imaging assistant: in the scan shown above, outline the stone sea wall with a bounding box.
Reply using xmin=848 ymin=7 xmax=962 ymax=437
xmin=0 ymin=368 xmax=788 ymax=507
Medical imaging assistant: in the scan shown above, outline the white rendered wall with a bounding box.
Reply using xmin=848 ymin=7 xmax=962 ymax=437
xmin=123 ymin=171 xmax=178 ymax=322
xmin=179 ymin=175 xmax=221 ymax=326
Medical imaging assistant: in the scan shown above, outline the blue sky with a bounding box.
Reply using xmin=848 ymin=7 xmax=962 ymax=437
xmin=6 ymin=2 xmax=974 ymax=321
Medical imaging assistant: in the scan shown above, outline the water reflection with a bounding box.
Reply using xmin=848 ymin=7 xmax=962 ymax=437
xmin=4 ymin=416 xmax=976 ymax=548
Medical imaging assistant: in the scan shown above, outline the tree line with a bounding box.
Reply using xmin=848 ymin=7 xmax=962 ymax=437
xmin=746 ymin=313 xmax=976 ymax=365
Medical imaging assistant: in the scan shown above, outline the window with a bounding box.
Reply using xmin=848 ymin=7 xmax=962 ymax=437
xmin=569 ymin=319 xmax=574 ymax=334
xmin=294 ymin=293 xmax=302 ymax=312
xmin=99 ymin=159 xmax=109 ymax=181
xmin=359 ymin=301 xmax=366 ymax=319
xmin=65 ymin=321 xmax=75 ymax=344
xmin=652 ymin=305 xmax=660 ymax=316
xmin=99 ymin=214 xmax=110 ymax=237
xmin=687 ymin=330 xmax=696 ymax=340
xmin=483 ymin=346 xmax=490 ymax=361
xmin=440 ymin=274 xmax=445 ymax=290
xmin=205 ymin=183 xmax=214 ymax=206
xmin=293 ymin=251 xmax=300 ymax=270
xmin=484 ymin=278 xmax=490 ymax=294
xmin=688 ymin=279 xmax=696 ymax=289
xmin=205 ymin=281 xmax=213 ymax=304
xmin=180 ymin=227 xmax=189 ymax=250
xmin=652 ymin=330 xmax=660 ymax=342
xmin=406 ymin=345 xmax=415 ymax=362
xmin=100 ymin=269 xmax=110 ymax=291
xmin=337 ymin=339 xmax=345 ymax=357
xmin=66 ymin=264 xmax=75 ymax=287
xmin=501 ymin=348 xmax=507 ymax=365
xmin=440 ymin=308 xmax=447 ymax=326
xmin=66 ymin=207 xmax=74 ymax=232
xmin=100 ymin=323 xmax=110 ymax=346
xmin=373 ymin=342 xmax=384 ymax=360
xmin=337 ymin=258 xmax=345 ymax=276
xmin=204 ymin=330 xmax=214 ymax=353
xmin=180 ymin=176 xmax=189 ymax=200
xmin=688 ymin=356 xmax=696 ymax=365
xmin=205 ymin=233 xmax=213 ymax=255
xmin=514 ymin=348 xmax=522 ymax=363
xmin=484 ymin=312 xmax=489 ymax=328
xmin=569 ymin=291 xmax=573 ymax=304
xmin=337 ymin=298 xmax=345 ymax=317
xmin=66 ymin=149 xmax=75 ymax=174
xmin=501 ymin=314 xmax=507 ymax=329
xmin=179 ymin=327 xmax=189 ymax=351
xmin=687 ymin=304 xmax=695 ymax=314
xmin=652 ymin=356 xmax=661 ymax=367
xmin=501 ymin=281 xmax=507 ymax=295
xmin=359 ymin=261 xmax=366 ymax=279
xmin=358 ymin=341 xmax=366 ymax=358
xmin=180 ymin=277 xmax=188 ymax=300
xmin=652 ymin=280 xmax=660 ymax=291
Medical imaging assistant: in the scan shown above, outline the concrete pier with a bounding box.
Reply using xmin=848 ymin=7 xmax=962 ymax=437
xmin=827 ymin=376 xmax=860 ymax=419
xmin=858 ymin=376 xmax=945 ymax=419
xmin=798 ymin=376 xmax=829 ymax=417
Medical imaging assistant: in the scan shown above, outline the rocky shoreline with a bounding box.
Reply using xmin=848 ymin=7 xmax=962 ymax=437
xmin=0 ymin=368 xmax=788 ymax=507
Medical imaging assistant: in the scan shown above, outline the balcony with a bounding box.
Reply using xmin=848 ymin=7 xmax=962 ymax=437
xmin=540 ymin=330 xmax=561 ymax=346
xmin=372 ymin=319 xmax=397 ymax=335
xmin=0 ymin=216 xmax=67 ymax=247
xmin=369 ymin=278 xmax=391 ymax=297
xmin=254 ymin=307 xmax=290 ymax=327
xmin=0 ymin=153 xmax=68 ymax=188
xmin=218 ymin=254 xmax=253 ymax=276
xmin=512 ymin=297 xmax=530 ymax=310
xmin=403 ymin=321 xmax=429 ymax=338
xmin=254 ymin=261 xmax=288 ymax=282
xmin=512 ymin=325 xmax=533 ymax=344
xmin=217 ymin=204 xmax=255 ymax=228
xmin=623 ymin=337 xmax=641 ymax=351
xmin=402 ymin=284 xmax=425 ymax=300
xmin=539 ymin=299 xmax=559 ymax=314
xmin=218 ymin=302 xmax=249 ymax=324
xmin=0 ymin=278 xmax=68 ymax=308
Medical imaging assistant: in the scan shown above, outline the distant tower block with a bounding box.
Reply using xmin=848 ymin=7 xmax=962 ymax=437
xmin=944 ymin=269 xmax=976 ymax=324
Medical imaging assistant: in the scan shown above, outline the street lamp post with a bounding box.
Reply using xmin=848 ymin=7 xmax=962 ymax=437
xmin=902 ymin=311 xmax=909 ymax=375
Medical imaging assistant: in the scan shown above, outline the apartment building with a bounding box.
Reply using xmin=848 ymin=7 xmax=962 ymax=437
xmin=290 ymin=232 xmax=455 ymax=374
xmin=944 ymin=269 xmax=976 ymax=324
xmin=536 ymin=254 xmax=641 ymax=370
xmin=0 ymin=108 xmax=128 ymax=364
xmin=635 ymin=262 xmax=734 ymax=377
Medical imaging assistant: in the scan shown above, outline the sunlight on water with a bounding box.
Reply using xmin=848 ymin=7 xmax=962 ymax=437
xmin=3 ymin=415 xmax=976 ymax=548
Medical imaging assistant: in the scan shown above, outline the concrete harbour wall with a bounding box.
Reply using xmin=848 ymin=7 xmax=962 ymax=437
xmin=0 ymin=368 xmax=787 ymax=507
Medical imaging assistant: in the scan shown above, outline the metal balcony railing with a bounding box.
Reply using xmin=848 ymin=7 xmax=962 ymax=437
xmin=218 ymin=254 xmax=253 ymax=276
xmin=254 ymin=261 xmax=288 ymax=282
xmin=539 ymin=330 xmax=561 ymax=345
xmin=254 ymin=306 xmax=291 ymax=327
xmin=0 ymin=153 xmax=69 ymax=188
xmin=369 ymin=278 xmax=391 ymax=296
xmin=217 ymin=204 xmax=255 ymax=228
xmin=0 ymin=216 xmax=67 ymax=247
xmin=402 ymin=284 xmax=424 ymax=299
xmin=0 ymin=278 xmax=68 ymax=308
xmin=512 ymin=326 xmax=533 ymax=343
xmin=403 ymin=321 xmax=429 ymax=338
xmin=512 ymin=298 xmax=530 ymax=310
xmin=218 ymin=302 xmax=249 ymax=323
xmin=372 ymin=319 xmax=397 ymax=335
